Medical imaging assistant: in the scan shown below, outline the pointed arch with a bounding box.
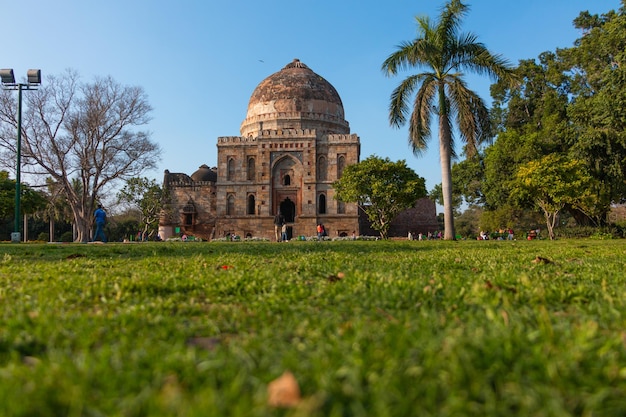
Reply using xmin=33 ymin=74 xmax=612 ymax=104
xmin=247 ymin=194 xmax=256 ymax=215
xmin=318 ymin=155 xmax=327 ymax=181
xmin=318 ymin=193 xmax=327 ymax=214
xmin=247 ymin=157 xmax=255 ymax=181
xmin=337 ymin=154 xmax=346 ymax=178
xmin=226 ymin=194 xmax=235 ymax=215
xmin=227 ymin=158 xmax=235 ymax=181
xmin=271 ymin=154 xmax=303 ymax=216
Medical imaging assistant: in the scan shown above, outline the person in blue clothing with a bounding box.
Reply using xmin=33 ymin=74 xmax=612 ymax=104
xmin=93 ymin=204 xmax=107 ymax=242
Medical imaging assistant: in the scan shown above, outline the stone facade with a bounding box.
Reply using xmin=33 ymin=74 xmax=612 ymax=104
xmin=160 ymin=59 xmax=360 ymax=240
xmin=161 ymin=166 xmax=218 ymax=238
xmin=160 ymin=59 xmax=437 ymax=240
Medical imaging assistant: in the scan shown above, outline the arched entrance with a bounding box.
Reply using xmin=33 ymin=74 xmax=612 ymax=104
xmin=271 ymin=154 xmax=302 ymax=221
xmin=280 ymin=198 xmax=296 ymax=223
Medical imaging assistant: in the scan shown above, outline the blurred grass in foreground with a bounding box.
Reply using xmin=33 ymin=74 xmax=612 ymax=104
xmin=0 ymin=239 xmax=625 ymax=416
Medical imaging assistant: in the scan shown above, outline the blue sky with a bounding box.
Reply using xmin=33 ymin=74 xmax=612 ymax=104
xmin=2 ymin=0 xmax=620 ymax=193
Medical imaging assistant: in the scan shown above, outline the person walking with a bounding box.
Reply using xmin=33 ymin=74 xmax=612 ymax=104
xmin=274 ymin=212 xmax=285 ymax=242
xmin=93 ymin=204 xmax=107 ymax=242
xmin=281 ymin=223 xmax=288 ymax=242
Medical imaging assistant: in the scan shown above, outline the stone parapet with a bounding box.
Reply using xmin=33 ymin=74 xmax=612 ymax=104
xmin=217 ymin=136 xmax=258 ymax=144
xmin=166 ymin=180 xmax=214 ymax=188
xmin=259 ymin=128 xmax=317 ymax=137
xmin=324 ymin=134 xmax=360 ymax=143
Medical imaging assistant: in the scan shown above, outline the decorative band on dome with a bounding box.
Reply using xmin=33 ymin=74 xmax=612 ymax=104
xmin=284 ymin=59 xmax=308 ymax=69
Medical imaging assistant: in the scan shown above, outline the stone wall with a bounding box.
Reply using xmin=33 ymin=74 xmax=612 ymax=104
xmin=359 ymin=197 xmax=439 ymax=238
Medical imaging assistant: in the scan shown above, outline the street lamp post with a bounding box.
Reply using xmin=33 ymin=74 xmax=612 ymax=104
xmin=0 ymin=68 xmax=42 ymax=242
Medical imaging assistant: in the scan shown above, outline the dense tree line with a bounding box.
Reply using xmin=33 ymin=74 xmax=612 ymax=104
xmin=448 ymin=1 xmax=626 ymax=237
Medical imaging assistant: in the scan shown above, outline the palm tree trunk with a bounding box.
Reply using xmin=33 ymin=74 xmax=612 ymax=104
xmin=439 ymin=115 xmax=456 ymax=240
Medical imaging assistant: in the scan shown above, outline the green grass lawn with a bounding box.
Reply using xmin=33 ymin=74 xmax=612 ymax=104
xmin=1 ymin=239 xmax=625 ymax=416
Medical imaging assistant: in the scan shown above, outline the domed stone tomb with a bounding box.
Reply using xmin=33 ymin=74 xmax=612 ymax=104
xmin=240 ymin=59 xmax=349 ymax=137
xmin=160 ymin=58 xmax=437 ymax=241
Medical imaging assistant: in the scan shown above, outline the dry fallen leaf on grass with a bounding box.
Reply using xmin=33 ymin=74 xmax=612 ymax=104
xmin=326 ymin=273 xmax=343 ymax=282
xmin=267 ymin=370 xmax=301 ymax=407
xmin=532 ymin=256 xmax=553 ymax=264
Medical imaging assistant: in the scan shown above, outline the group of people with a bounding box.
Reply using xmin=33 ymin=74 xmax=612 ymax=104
xmin=274 ymin=212 xmax=332 ymax=242
xmin=408 ymin=231 xmax=442 ymax=241
xmin=92 ymin=205 xmax=528 ymax=244
xmin=316 ymin=223 xmax=327 ymax=241
xmin=478 ymin=228 xmax=515 ymax=240
xmin=274 ymin=212 xmax=288 ymax=242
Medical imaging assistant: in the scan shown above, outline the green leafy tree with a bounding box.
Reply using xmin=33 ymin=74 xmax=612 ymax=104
xmin=562 ymin=4 xmax=626 ymax=206
xmin=429 ymin=183 xmax=462 ymax=216
xmin=432 ymin=154 xmax=486 ymax=214
xmin=450 ymin=155 xmax=485 ymax=207
xmin=381 ymin=0 xmax=516 ymax=240
xmin=484 ymin=52 xmax=572 ymax=210
xmin=511 ymin=155 xmax=599 ymax=240
xmin=484 ymin=4 xmax=626 ymax=225
xmin=491 ymin=54 xmax=571 ymax=137
xmin=0 ymin=171 xmax=14 ymax=220
xmin=117 ymin=177 xmax=165 ymax=239
xmin=333 ymin=156 xmax=426 ymax=239
xmin=454 ymin=205 xmax=483 ymax=238
xmin=0 ymin=170 xmax=48 ymax=239
xmin=0 ymin=170 xmax=47 ymax=218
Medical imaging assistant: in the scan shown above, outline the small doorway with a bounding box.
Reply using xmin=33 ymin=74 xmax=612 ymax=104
xmin=280 ymin=198 xmax=296 ymax=223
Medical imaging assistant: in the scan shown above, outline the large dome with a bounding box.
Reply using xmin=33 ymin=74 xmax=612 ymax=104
xmin=240 ymin=59 xmax=350 ymax=137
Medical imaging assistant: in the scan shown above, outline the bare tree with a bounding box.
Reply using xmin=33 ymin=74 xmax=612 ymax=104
xmin=0 ymin=70 xmax=160 ymax=242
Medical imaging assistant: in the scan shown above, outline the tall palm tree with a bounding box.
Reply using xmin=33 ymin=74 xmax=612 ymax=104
xmin=382 ymin=0 xmax=516 ymax=240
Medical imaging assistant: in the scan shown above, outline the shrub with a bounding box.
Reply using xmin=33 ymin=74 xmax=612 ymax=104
xmin=556 ymin=225 xmax=623 ymax=239
xmin=59 ymin=231 xmax=73 ymax=242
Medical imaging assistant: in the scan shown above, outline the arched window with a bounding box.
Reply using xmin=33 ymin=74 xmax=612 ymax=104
xmin=337 ymin=201 xmax=345 ymax=214
xmin=318 ymin=156 xmax=327 ymax=181
xmin=227 ymin=158 xmax=235 ymax=181
xmin=284 ymin=174 xmax=291 ymax=186
xmin=227 ymin=194 xmax=235 ymax=215
xmin=318 ymin=194 xmax=326 ymax=214
xmin=247 ymin=157 xmax=255 ymax=181
xmin=247 ymin=194 xmax=256 ymax=215
xmin=337 ymin=155 xmax=346 ymax=178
